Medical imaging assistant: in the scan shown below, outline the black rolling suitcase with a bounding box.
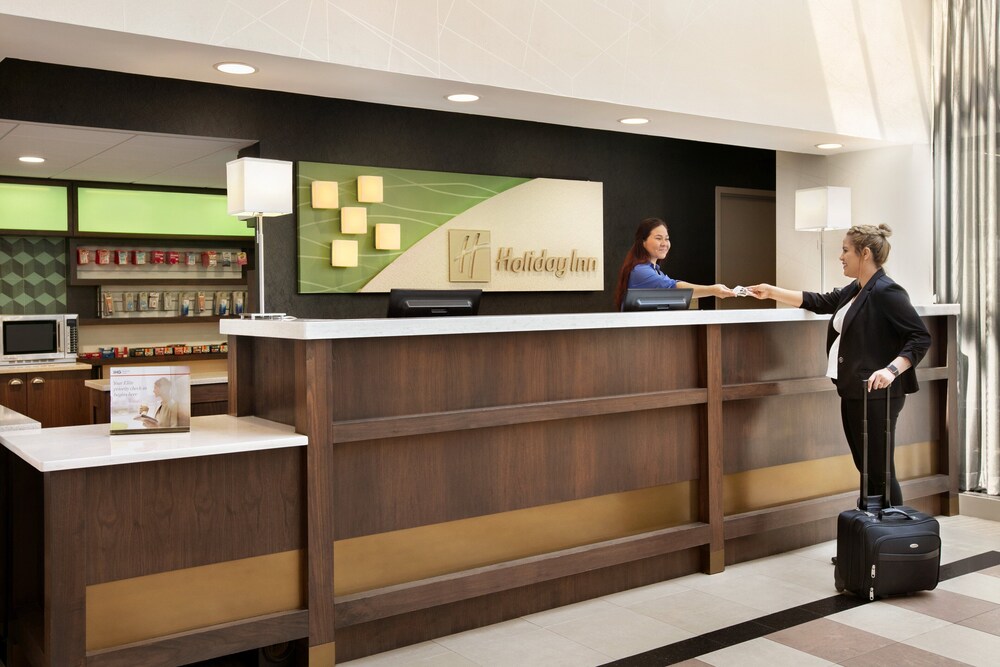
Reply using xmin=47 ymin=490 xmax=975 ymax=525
xmin=834 ymin=383 xmax=941 ymax=600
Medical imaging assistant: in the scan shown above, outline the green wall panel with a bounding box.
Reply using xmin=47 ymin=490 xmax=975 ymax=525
xmin=77 ymin=188 xmax=253 ymax=237
xmin=0 ymin=183 xmax=69 ymax=232
xmin=0 ymin=236 xmax=67 ymax=314
xmin=298 ymin=162 xmax=526 ymax=293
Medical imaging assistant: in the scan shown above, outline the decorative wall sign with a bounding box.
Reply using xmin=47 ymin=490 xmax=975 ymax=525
xmin=297 ymin=162 xmax=603 ymax=293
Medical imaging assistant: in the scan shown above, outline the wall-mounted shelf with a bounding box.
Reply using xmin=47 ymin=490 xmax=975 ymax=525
xmin=80 ymin=316 xmax=238 ymax=326
xmin=83 ymin=353 xmax=227 ymax=366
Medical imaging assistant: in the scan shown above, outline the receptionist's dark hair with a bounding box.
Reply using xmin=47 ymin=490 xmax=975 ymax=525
xmin=614 ymin=218 xmax=668 ymax=311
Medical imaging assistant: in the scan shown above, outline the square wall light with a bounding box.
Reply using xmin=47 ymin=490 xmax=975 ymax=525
xmin=341 ymin=207 xmax=368 ymax=234
xmin=311 ymin=181 xmax=339 ymax=209
xmin=375 ymin=223 xmax=401 ymax=250
xmin=331 ymin=240 xmax=358 ymax=267
xmin=357 ymin=175 xmax=383 ymax=203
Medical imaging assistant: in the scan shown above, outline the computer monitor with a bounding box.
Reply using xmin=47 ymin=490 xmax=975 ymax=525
xmin=621 ymin=288 xmax=693 ymax=312
xmin=387 ymin=289 xmax=483 ymax=317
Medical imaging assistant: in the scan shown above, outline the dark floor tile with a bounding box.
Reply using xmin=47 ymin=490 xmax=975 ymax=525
xmin=940 ymin=551 xmax=1000 ymax=581
xmin=600 ymin=634 xmax=726 ymax=666
xmin=839 ymin=641 xmax=973 ymax=667
xmin=886 ymin=588 xmax=999 ymax=622
xmin=767 ymin=618 xmax=895 ymax=663
xmin=959 ymin=607 xmax=1000 ymax=636
xmin=750 ymin=605 xmax=824 ymax=632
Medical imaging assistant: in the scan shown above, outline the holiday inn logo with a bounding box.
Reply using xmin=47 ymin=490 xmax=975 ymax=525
xmin=449 ymin=230 xmax=491 ymax=282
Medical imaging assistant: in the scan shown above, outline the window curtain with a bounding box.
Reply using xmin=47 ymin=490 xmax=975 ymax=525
xmin=933 ymin=0 xmax=999 ymax=494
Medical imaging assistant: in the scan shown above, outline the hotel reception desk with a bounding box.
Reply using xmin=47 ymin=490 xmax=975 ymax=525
xmin=1 ymin=306 xmax=958 ymax=665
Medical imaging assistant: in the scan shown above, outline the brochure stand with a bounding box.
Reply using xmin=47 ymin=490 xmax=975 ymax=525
xmin=109 ymin=366 xmax=191 ymax=434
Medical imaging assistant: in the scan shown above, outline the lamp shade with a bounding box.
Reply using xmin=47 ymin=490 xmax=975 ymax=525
xmin=226 ymin=157 xmax=293 ymax=217
xmin=794 ymin=186 xmax=851 ymax=231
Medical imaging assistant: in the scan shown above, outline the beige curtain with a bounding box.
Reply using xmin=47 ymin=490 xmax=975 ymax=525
xmin=933 ymin=0 xmax=999 ymax=494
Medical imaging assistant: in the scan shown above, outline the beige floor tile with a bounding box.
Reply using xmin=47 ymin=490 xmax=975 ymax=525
xmin=600 ymin=577 xmax=692 ymax=607
xmin=938 ymin=572 xmax=1000 ymax=604
xmin=523 ymin=598 xmax=621 ymax=628
xmin=829 ymin=600 xmax=951 ymax=641
xmin=441 ymin=627 xmax=611 ymax=667
xmin=434 ymin=618 xmax=542 ymax=654
xmin=342 ymin=641 xmax=476 ymax=666
xmin=904 ymin=622 xmax=1000 ymax=666
xmin=545 ymin=605 xmax=693 ymax=659
xmin=627 ymin=588 xmax=762 ymax=634
xmin=699 ymin=637 xmax=837 ymax=666
xmin=692 ymin=573 xmax=827 ymax=613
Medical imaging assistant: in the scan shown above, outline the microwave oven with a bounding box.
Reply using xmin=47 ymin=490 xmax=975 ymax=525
xmin=0 ymin=314 xmax=79 ymax=365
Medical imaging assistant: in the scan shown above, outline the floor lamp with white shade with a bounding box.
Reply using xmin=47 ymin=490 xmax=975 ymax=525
xmin=226 ymin=157 xmax=293 ymax=318
xmin=794 ymin=186 xmax=852 ymax=293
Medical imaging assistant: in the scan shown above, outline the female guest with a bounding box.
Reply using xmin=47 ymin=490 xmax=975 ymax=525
xmin=139 ymin=377 xmax=179 ymax=428
xmin=614 ymin=218 xmax=735 ymax=311
xmin=748 ymin=224 xmax=930 ymax=507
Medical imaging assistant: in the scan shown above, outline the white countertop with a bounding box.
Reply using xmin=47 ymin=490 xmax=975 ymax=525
xmin=0 ymin=414 xmax=307 ymax=472
xmin=0 ymin=404 xmax=41 ymax=432
xmin=0 ymin=362 xmax=92 ymax=375
xmin=84 ymin=371 xmax=228 ymax=392
xmin=220 ymin=304 xmax=959 ymax=341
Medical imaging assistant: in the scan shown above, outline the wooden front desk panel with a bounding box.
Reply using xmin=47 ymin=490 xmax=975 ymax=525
xmin=228 ymin=311 xmax=957 ymax=662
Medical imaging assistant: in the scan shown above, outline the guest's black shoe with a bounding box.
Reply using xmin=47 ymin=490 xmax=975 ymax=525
xmin=831 ymin=556 xmax=837 ymax=566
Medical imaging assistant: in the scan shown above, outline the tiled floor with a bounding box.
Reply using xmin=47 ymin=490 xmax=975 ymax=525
xmin=342 ymin=515 xmax=1000 ymax=666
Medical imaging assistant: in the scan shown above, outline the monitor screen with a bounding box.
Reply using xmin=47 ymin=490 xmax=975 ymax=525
xmin=622 ymin=288 xmax=693 ymax=312
xmin=387 ymin=289 xmax=483 ymax=318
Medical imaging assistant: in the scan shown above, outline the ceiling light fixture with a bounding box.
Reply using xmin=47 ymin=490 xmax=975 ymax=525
xmin=446 ymin=93 xmax=479 ymax=103
xmin=18 ymin=156 xmax=45 ymax=163
xmin=215 ymin=62 xmax=257 ymax=75
xmin=619 ymin=117 xmax=649 ymax=125
xmin=815 ymin=143 xmax=843 ymax=150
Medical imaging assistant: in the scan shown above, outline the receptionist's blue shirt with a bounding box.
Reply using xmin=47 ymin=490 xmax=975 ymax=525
xmin=629 ymin=263 xmax=678 ymax=289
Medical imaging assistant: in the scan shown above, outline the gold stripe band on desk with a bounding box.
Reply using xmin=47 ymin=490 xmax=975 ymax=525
xmin=309 ymin=642 xmax=336 ymax=665
xmin=334 ymin=481 xmax=699 ymax=595
xmin=86 ymin=550 xmax=305 ymax=650
xmin=334 ymin=442 xmax=938 ymax=595
xmin=723 ymin=441 xmax=938 ymax=515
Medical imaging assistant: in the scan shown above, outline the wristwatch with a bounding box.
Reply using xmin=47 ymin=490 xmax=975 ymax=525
xmin=886 ymin=363 xmax=900 ymax=377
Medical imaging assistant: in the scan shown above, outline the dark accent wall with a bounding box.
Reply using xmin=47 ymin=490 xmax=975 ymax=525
xmin=0 ymin=59 xmax=775 ymax=318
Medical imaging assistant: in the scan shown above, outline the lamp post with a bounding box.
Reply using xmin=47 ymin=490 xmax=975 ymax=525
xmin=794 ymin=186 xmax=851 ymax=292
xmin=226 ymin=157 xmax=293 ymax=318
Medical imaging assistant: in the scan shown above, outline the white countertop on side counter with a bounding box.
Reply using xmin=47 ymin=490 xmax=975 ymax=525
xmin=84 ymin=371 xmax=228 ymax=392
xmin=0 ymin=362 xmax=92 ymax=375
xmin=220 ymin=304 xmax=959 ymax=341
xmin=0 ymin=405 xmax=41 ymax=432
xmin=0 ymin=414 xmax=307 ymax=472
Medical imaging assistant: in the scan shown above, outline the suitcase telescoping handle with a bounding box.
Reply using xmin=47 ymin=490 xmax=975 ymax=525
xmin=860 ymin=380 xmax=894 ymax=512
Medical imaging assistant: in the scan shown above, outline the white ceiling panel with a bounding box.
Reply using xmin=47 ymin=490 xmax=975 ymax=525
xmin=0 ymin=120 xmax=256 ymax=188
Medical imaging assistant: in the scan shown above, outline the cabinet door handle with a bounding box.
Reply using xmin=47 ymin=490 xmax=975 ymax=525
xmin=8 ymin=378 xmax=23 ymax=387
xmin=30 ymin=377 xmax=45 ymax=385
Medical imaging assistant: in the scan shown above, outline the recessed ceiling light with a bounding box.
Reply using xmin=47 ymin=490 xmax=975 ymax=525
xmin=815 ymin=143 xmax=843 ymax=150
xmin=18 ymin=156 xmax=45 ymax=163
xmin=619 ymin=117 xmax=649 ymax=125
xmin=446 ymin=93 xmax=480 ymax=103
xmin=215 ymin=62 xmax=257 ymax=75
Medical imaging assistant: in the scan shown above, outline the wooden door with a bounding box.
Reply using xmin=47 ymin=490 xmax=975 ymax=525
xmin=24 ymin=370 xmax=91 ymax=427
xmin=0 ymin=373 xmax=28 ymax=415
xmin=715 ymin=187 xmax=776 ymax=310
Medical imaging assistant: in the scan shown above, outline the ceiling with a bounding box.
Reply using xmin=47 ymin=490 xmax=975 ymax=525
xmin=0 ymin=119 xmax=255 ymax=189
xmin=0 ymin=12 xmax=899 ymax=189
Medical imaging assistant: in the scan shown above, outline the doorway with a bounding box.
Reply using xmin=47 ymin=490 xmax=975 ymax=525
xmin=715 ymin=187 xmax=776 ymax=310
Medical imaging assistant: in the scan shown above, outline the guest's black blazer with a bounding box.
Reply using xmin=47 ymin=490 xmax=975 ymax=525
xmin=801 ymin=268 xmax=931 ymax=400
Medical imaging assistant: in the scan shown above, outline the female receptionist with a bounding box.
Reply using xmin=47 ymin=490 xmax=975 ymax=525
xmin=614 ymin=217 xmax=735 ymax=310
